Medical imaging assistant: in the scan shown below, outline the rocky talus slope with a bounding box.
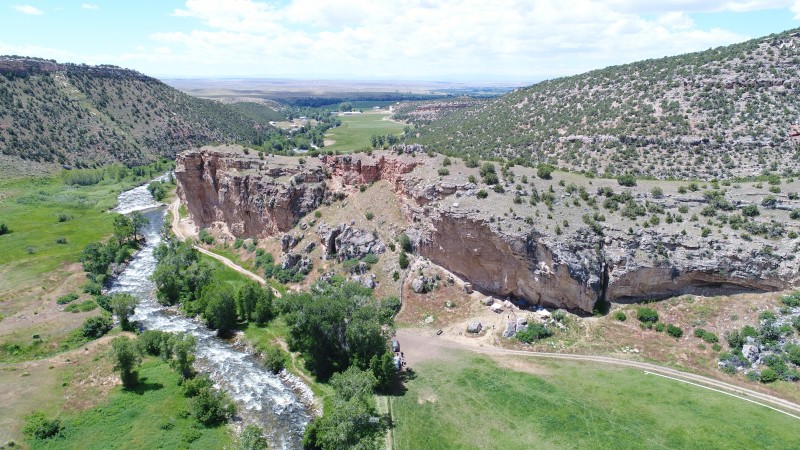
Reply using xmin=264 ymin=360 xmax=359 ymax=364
xmin=176 ymin=146 xmax=800 ymax=313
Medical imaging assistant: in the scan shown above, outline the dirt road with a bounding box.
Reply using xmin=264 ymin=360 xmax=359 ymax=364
xmin=168 ymin=199 xmax=276 ymax=293
xmin=396 ymin=328 xmax=800 ymax=418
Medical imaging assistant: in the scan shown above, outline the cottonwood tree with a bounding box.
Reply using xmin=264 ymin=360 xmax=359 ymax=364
xmin=110 ymin=293 xmax=139 ymax=331
xmin=110 ymin=336 xmax=141 ymax=388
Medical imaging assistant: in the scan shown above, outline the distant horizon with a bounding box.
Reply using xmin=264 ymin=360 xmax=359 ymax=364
xmin=2 ymin=1 xmax=799 ymax=81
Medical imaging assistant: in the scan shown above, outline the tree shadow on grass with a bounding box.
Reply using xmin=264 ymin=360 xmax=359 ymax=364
xmin=123 ymin=376 xmax=164 ymax=395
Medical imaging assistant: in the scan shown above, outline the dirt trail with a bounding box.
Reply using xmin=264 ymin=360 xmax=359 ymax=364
xmin=168 ymin=199 xmax=278 ymax=295
xmin=396 ymin=328 xmax=800 ymax=418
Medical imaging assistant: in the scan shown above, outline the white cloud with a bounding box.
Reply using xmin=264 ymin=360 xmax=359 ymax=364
xmin=148 ymin=0 xmax=762 ymax=79
xmin=7 ymin=0 xmax=797 ymax=79
xmin=13 ymin=4 xmax=44 ymax=15
xmin=81 ymin=3 xmax=99 ymax=10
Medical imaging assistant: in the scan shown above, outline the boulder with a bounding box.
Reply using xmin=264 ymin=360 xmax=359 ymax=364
xmin=467 ymin=321 xmax=482 ymax=333
xmin=304 ymin=241 xmax=316 ymax=253
xmin=317 ymin=222 xmax=386 ymax=261
xmin=362 ymin=274 xmax=377 ymax=289
xmin=411 ymin=277 xmax=425 ymax=294
xmin=742 ymin=344 xmax=760 ymax=363
xmin=482 ymin=297 xmax=494 ymax=306
xmin=463 ymin=282 xmax=473 ymax=294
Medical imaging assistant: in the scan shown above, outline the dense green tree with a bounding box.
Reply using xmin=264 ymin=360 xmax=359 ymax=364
xmin=190 ymin=387 xmax=236 ymax=426
xmin=129 ymin=211 xmax=148 ymax=241
xmin=282 ymin=281 xmax=394 ymax=381
xmin=152 ymin=240 xmax=211 ymax=306
xmin=110 ymin=336 xmax=141 ymax=388
xmin=253 ymin=287 xmax=274 ymax=325
xmin=203 ymin=285 xmax=238 ymax=334
xmin=239 ymin=425 xmax=268 ymax=450
xmin=307 ymin=367 xmax=383 ymax=450
xmin=171 ymin=333 xmax=197 ymax=380
xmin=370 ymin=351 xmax=396 ymax=394
xmin=112 ymin=214 xmax=135 ymax=243
xmin=237 ymin=281 xmax=264 ymax=322
xmin=110 ymin=293 xmax=139 ymax=331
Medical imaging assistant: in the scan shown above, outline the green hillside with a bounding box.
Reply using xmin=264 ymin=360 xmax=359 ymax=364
xmin=0 ymin=57 xmax=272 ymax=176
xmin=399 ymin=28 xmax=800 ymax=180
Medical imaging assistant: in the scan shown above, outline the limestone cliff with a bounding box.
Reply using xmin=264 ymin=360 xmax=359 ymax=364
xmin=175 ymin=146 xmax=327 ymax=237
xmin=176 ymin=145 xmax=800 ymax=313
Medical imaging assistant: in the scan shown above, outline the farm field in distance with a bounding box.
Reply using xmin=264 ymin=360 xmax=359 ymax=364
xmin=324 ymin=112 xmax=406 ymax=153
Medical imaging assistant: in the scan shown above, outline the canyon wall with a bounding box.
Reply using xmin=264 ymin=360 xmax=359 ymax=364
xmin=175 ymin=146 xmax=327 ymax=237
xmin=176 ymin=146 xmax=798 ymax=313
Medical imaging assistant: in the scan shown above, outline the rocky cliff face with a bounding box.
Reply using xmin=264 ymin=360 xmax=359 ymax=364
xmin=177 ymin=145 xmax=800 ymax=313
xmin=175 ymin=146 xmax=327 ymax=237
xmin=418 ymin=212 xmax=602 ymax=311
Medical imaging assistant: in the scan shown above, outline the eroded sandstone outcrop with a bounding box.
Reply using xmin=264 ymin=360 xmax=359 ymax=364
xmin=175 ymin=146 xmax=327 ymax=237
xmin=176 ymin=145 xmax=800 ymax=313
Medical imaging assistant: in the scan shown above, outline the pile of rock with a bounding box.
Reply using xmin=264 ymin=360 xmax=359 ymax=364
xmin=317 ymin=222 xmax=385 ymax=262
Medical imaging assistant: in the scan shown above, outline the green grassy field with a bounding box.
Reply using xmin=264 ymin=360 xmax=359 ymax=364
xmin=0 ymin=164 xmax=170 ymax=292
xmin=324 ymin=112 xmax=405 ymax=152
xmin=393 ymin=352 xmax=800 ymax=450
xmin=29 ymin=358 xmax=232 ymax=450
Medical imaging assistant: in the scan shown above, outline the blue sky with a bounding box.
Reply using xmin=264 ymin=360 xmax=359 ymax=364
xmin=1 ymin=1 xmax=799 ymax=82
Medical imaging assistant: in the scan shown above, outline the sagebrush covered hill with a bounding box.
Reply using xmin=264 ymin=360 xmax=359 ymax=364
xmin=397 ymin=28 xmax=800 ymax=180
xmin=0 ymin=57 xmax=272 ymax=176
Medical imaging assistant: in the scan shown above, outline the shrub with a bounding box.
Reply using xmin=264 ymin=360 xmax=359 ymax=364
xmin=182 ymin=374 xmax=213 ymax=398
xmin=190 ymin=387 xmax=236 ymax=426
xmin=650 ymin=186 xmax=664 ymax=198
xmin=438 ymin=168 xmax=449 ymax=176
xmin=781 ymin=291 xmax=800 ymax=307
xmin=537 ymin=164 xmax=554 ymax=180
xmin=398 ymin=251 xmax=409 ymax=269
xmin=666 ymin=324 xmax=683 ymax=338
xmin=694 ymin=328 xmax=719 ymax=343
xmin=398 ymin=233 xmax=412 ymax=252
xmin=741 ymin=204 xmax=759 ymax=217
xmin=655 ymin=322 xmax=665 ymax=332
xmin=636 ymin=307 xmax=659 ymax=323
xmin=761 ymin=196 xmax=777 ymax=209
xmin=65 ymin=300 xmax=98 ymax=313
xmin=617 ymin=174 xmax=637 ymax=187
xmin=239 ymin=424 xmax=268 ymax=450
xmin=23 ymin=412 xmax=61 ymax=440
xmin=198 ymin=229 xmax=214 ymax=245
xmin=81 ymin=314 xmax=113 ymax=339
xmin=476 ymin=189 xmax=488 ymax=199
xmin=516 ymin=323 xmax=552 ymax=343
xmin=262 ymin=345 xmax=287 ymax=374
xmin=725 ymin=329 xmax=744 ymax=350
xmin=759 ymin=367 xmax=779 ymax=383
xmin=56 ymin=293 xmax=79 ymax=305
xmin=233 ymin=238 xmax=244 ymax=249
xmin=0 ymin=223 xmax=10 ymax=235
xmin=83 ymin=281 xmax=102 ymax=295
xmin=364 ymin=211 xmax=374 ymax=220
xmin=442 ymin=157 xmax=452 ymax=166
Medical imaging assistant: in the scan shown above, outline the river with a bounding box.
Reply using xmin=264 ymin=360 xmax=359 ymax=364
xmin=108 ymin=176 xmax=311 ymax=449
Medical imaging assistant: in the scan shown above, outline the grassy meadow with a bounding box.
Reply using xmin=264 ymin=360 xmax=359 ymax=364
xmin=324 ymin=112 xmax=405 ymax=152
xmin=0 ymin=163 xmax=172 ymax=293
xmin=29 ymin=358 xmax=232 ymax=450
xmin=393 ymin=352 xmax=800 ymax=450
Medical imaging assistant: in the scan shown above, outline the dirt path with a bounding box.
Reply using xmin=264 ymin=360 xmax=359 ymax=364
xmin=395 ymin=328 xmax=800 ymax=418
xmin=168 ymin=199 xmax=278 ymax=295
